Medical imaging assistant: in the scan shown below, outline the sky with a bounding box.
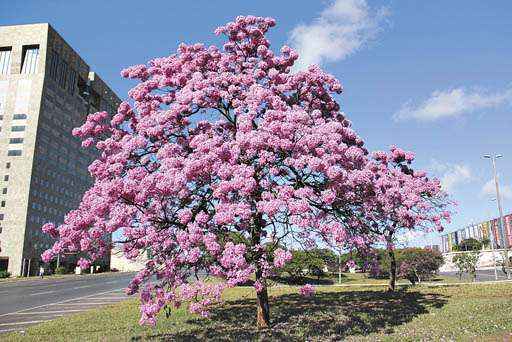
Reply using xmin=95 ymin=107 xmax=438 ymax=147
xmin=1 ymin=0 xmax=512 ymax=247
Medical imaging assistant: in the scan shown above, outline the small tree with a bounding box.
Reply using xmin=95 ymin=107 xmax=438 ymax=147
xmin=481 ymin=238 xmax=491 ymax=250
xmin=499 ymin=251 xmax=512 ymax=279
xmin=453 ymin=252 xmax=480 ymax=282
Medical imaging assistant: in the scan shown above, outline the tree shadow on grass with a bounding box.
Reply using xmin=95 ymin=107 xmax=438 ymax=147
xmin=146 ymin=288 xmax=448 ymax=341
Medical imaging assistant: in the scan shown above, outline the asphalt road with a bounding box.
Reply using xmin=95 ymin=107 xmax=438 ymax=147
xmin=441 ymin=268 xmax=511 ymax=282
xmin=0 ymin=272 xmax=135 ymax=333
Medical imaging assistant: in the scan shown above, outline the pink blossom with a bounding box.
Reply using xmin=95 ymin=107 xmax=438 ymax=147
xmin=299 ymin=284 xmax=315 ymax=297
xmin=273 ymin=248 xmax=292 ymax=268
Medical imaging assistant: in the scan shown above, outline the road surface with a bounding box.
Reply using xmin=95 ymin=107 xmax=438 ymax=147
xmin=0 ymin=272 xmax=135 ymax=333
xmin=441 ymin=268 xmax=511 ymax=282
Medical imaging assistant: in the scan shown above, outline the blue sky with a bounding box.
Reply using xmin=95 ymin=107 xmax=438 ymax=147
xmin=2 ymin=0 xmax=512 ymax=246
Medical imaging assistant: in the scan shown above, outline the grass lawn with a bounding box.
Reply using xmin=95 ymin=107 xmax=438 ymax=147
xmin=5 ymin=280 xmax=512 ymax=341
xmin=326 ymin=272 xmax=459 ymax=285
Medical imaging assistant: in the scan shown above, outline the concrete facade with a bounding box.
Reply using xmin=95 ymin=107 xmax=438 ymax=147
xmin=0 ymin=24 xmax=120 ymax=276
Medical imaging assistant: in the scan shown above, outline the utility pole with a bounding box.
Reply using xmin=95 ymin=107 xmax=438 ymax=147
xmin=484 ymin=154 xmax=506 ymax=281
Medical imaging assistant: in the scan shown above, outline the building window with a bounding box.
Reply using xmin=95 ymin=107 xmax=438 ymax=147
xmin=9 ymin=138 xmax=23 ymax=144
xmin=2 ymin=188 xmax=6 ymax=194
xmin=7 ymin=150 xmax=22 ymax=156
xmin=0 ymin=47 xmax=11 ymax=75
xmin=6 ymin=163 xmax=10 ymax=169
xmin=3 ymin=175 xmax=8 ymax=181
xmin=12 ymin=114 xmax=27 ymax=120
xmin=0 ymin=115 xmax=3 ymax=120
xmin=21 ymin=45 xmax=40 ymax=74
xmin=49 ymin=50 xmax=59 ymax=80
xmin=1 ymin=201 xmax=5 ymax=207
xmin=0 ymin=214 xmax=4 ymax=220
xmin=11 ymin=126 xmax=25 ymax=132
xmin=58 ymin=60 xmax=68 ymax=88
xmin=68 ymin=69 xmax=77 ymax=95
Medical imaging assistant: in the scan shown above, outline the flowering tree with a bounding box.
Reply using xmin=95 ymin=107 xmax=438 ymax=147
xmin=41 ymin=16 xmax=372 ymax=328
xmin=305 ymin=146 xmax=452 ymax=291
xmin=350 ymin=147 xmax=452 ymax=291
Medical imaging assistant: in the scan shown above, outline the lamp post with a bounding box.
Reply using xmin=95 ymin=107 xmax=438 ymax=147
xmin=486 ymin=206 xmax=499 ymax=281
xmin=484 ymin=154 xmax=505 ymax=281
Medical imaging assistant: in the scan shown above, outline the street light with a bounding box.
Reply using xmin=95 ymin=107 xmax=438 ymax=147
xmin=484 ymin=154 xmax=505 ymax=281
xmin=487 ymin=201 xmax=499 ymax=281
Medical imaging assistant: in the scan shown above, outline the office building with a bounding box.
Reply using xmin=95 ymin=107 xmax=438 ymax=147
xmin=0 ymin=24 xmax=120 ymax=276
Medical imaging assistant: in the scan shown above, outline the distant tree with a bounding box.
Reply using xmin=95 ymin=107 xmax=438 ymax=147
xmin=282 ymin=250 xmax=326 ymax=281
xmin=498 ymin=251 xmax=512 ymax=279
xmin=457 ymin=238 xmax=482 ymax=252
xmin=453 ymin=252 xmax=480 ymax=282
xmin=326 ymin=148 xmax=453 ymax=291
xmin=453 ymin=254 xmax=465 ymax=280
xmin=481 ymin=238 xmax=491 ymax=249
xmin=397 ymin=248 xmax=444 ymax=285
xmin=367 ymin=248 xmax=444 ymax=284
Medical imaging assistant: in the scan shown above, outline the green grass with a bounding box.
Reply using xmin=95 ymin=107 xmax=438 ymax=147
xmin=5 ymin=279 xmax=512 ymax=341
xmin=305 ymin=272 xmax=460 ymax=285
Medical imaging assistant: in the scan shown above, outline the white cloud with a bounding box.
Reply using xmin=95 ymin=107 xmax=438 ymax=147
xmin=430 ymin=160 xmax=473 ymax=193
xmin=289 ymin=0 xmax=389 ymax=71
xmin=394 ymin=86 xmax=512 ymax=122
xmin=481 ymin=179 xmax=512 ymax=200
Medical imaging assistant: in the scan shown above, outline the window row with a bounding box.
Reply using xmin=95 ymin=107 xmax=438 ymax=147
xmin=0 ymin=114 xmax=27 ymax=121
xmin=48 ymin=50 xmax=78 ymax=96
xmin=32 ymin=188 xmax=78 ymax=208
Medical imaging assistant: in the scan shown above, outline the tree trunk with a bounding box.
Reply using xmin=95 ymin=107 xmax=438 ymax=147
xmin=388 ymin=247 xmax=397 ymax=292
xmin=255 ymin=270 xmax=270 ymax=329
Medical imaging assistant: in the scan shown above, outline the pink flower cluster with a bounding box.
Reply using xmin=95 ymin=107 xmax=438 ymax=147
xmin=299 ymin=284 xmax=315 ymax=297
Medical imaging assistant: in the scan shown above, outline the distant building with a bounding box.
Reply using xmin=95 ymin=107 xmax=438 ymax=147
xmin=0 ymin=24 xmax=120 ymax=276
xmin=440 ymin=213 xmax=512 ymax=253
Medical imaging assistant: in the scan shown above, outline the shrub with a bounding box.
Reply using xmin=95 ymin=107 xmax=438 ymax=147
xmin=54 ymin=266 xmax=67 ymax=275
xmin=0 ymin=270 xmax=11 ymax=278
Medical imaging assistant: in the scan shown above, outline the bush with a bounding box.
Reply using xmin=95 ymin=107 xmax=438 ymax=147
xmin=0 ymin=270 xmax=11 ymax=278
xmin=54 ymin=266 xmax=67 ymax=275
